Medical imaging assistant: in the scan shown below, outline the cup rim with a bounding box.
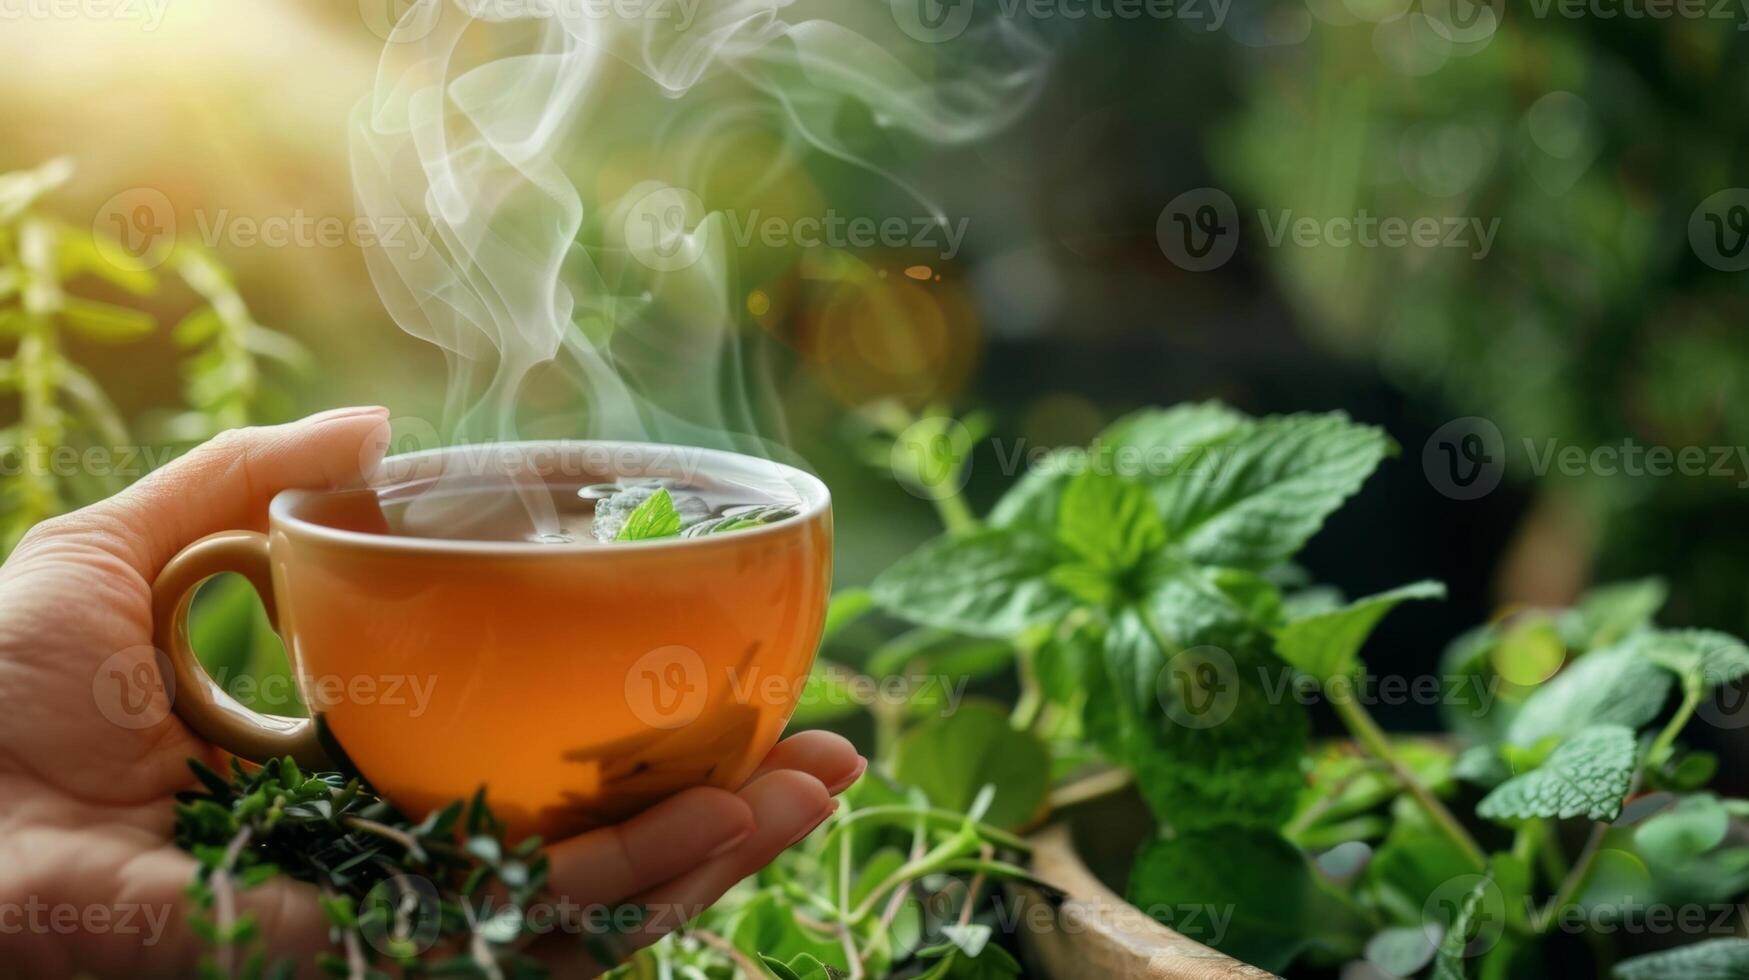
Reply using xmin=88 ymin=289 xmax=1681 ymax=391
xmin=270 ymin=440 xmax=831 ymax=555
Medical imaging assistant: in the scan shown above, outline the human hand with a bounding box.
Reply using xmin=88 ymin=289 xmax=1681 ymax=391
xmin=0 ymin=407 xmax=863 ymax=977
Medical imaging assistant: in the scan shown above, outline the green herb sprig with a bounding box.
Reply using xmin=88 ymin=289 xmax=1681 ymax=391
xmin=176 ymin=757 xmax=558 ymax=980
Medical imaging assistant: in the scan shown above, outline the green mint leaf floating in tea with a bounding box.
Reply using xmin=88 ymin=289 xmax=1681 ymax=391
xmin=1505 ymin=641 xmax=1673 ymax=749
xmin=1271 ymin=580 xmax=1445 ymax=683
xmin=614 ymin=487 xmax=684 ymax=541
xmin=1478 ymin=724 xmax=1637 ymax=823
xmin=1614 ymin=938 xmax=1749 ymax=979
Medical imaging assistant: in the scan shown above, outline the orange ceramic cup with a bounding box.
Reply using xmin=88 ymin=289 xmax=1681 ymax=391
xmin=152 ymin=442 xmax=832 ymax=841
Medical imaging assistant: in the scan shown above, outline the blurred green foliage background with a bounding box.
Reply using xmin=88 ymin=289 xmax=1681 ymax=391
xmin=2 ymin=0 xmax=1746 ymax=744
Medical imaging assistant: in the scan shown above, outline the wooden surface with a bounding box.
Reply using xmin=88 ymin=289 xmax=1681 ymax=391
xmin=1012 ymin=824 xmax=1278 ymax=980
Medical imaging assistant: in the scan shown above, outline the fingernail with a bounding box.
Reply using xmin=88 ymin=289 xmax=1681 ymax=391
xmin=706 ymin=826 xmax=754 ymax=859
xmin=784 ymin=800 xmax=838 ymax=849
xmin=826 ymin=756 xmax=868 ymax=795
xmin=308 ymin=405 xmax=390 ymax=424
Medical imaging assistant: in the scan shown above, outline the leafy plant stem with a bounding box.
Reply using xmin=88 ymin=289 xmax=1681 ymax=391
xmin=1327 ymin=690 xmax=1488 ymax=871
xmin=932 ymin=488 xmax=979 ymax=537
xmin=1539 ymin=687 xmax=1701 ymax=930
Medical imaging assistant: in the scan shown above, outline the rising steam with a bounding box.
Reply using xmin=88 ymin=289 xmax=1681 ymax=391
xmin=350 ymin=0 xmax=1049 ymax=465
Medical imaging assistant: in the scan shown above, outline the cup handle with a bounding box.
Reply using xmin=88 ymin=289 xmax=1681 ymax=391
xmin=151 ymin=530 xmax=332 ymax=768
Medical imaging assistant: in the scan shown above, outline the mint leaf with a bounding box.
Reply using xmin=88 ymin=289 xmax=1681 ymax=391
xmin=1126 ymin=827 xmax=1312 ymax=973
xmin=986 ymin=449 xmax=1079 ymax=532
xmin=893 ymin=701 xmax=1051 ymax=829
xmin=1477 ymin=724 xmax=1636 ymax=823
xmin=1114 ymin=613 xmax=1308 ymax=830
xmin=872 ymin=528 xmax=1076 ymax=638
xmin=914 ymin=937 xmax=1022 ymax=980
xmin=1639 ymin=629 xmax=1749 ymax=692
xmin=1430 ymin=872 xmax=1494 ymax=980
xmin=1560 ymin=577 xmax=1667 ymax=650
xmin=1365 ymin=926 xmax=1436 ymax=978
xmin=1271 ymin=580 xmax=1445 ymax=682
xmin=1505 ymin=642 xmax=1673 ymax=748
xmin=734 ymin=892 xmax=845 ymax=973
xmin=1055 ymin=470 xmax=1165 ymax=574
xmin=1099 ymin=401 xmax=1250 ymax=477
xmin=615 ymin=488 xmax=682 ymax=541
xmin=1634 ymin=794 xmax=1729 ymax=866
xmin=1614 ymin=938 xmax=1749 ymax=980
xmin=1132 ymin=411 xmax=1391 ymax=571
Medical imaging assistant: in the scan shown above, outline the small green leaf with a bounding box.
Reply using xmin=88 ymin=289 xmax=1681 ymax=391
xmin=1505 ymin=642 xmax=1672 ymax=748
xmin=893 ymin=701 xmax=1050 ymax=829
xmin=821 ymin=588 xmax=873 ymax=643
xmin=1365 ymin=926 xmax=1436 ymax=977
xmin=1614 ymin=938 xmax=1749 ymax=979
xmin=1430 ymin=873 xmax=1493 ymax=980
xmin=1639 ymin=629 xmax=1749 ymax=692
xmin=616 ymin=488 xmax=682 ymax=541
xmin=60 ymin=298 xmax=156 ymax=341
xmin=173 ymin=308 xmax=223 ymax=348
xmin=1271 ymin=580 xmax=1445 ymax=682
xmin=1054 ymin=470 xmax=1165 ymax=574
xmin=1126 ymin=827 xmax=1313 ymax=973
xmin=1560 ymin=577 xmax=1667 ymax=650
xmin=1634 ymin=794 xmax=1729 ymax=866
xmin=1478 ymin=725 xmax=1636 ymax=823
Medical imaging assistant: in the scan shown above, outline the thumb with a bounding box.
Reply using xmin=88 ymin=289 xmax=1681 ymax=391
xmin=23 ymin=407 xmax=391 ymax=578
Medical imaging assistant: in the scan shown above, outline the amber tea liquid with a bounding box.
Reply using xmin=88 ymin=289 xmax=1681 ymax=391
xmin=268 ymin=444 xmax=831 ymax=841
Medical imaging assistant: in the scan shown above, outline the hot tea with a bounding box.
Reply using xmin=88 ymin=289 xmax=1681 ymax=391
xmin=158 ymin=443 xmax=832 ymax=841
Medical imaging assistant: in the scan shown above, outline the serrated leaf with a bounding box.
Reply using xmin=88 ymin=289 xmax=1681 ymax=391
xmin=1614 ymin=938 xmax=1749 ymax=979
xmin=1505 ymin=642 xmax=1672 ymax=748
xmin=872 ymin=528 xmax=1076 ymax=639
xmin=1271 ymin=580 xmax=1445 ymax=682
xmin=1132 ymin=411 xmax=1391 ymax=571
xmin=1478 ymin=725 xmax=1636 ymax=823
xmin=615 ymin=488 xmax=682 ymax=541
xmin=1560 ymin=577 xmax=1667 ymax=650
xmin=1054 ymin=469 xmax=1165 ymax=574
xmin=1126 ymin=827 xmax=1312 ymax=973
xmin=1639 ymin=629 xmax=1749 ymax=692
